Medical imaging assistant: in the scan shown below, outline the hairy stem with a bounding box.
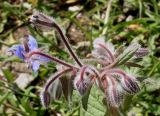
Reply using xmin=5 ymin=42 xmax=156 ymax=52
xmin=53 ymin=23 xmax=83 ymax=67
xmin=99 ymin=43 xmax=115 ymax=62
xmin=34 ymin=19 xmax=83 ymax=67
xmin=80 ymin=66 xmax=88 ymax=80
xmin=28 ymin=51 xmax=79 ymax=69
xmin=101 ymin=60 xmax=118 ymax=71
xmin=101 ymin=68 xmax=126 ymax=78
xmin=45 ymin=68 xmax=72 ymax=92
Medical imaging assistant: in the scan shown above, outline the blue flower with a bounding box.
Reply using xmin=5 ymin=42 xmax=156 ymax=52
xmin=8 ymin=35 xmax=49 ymax=72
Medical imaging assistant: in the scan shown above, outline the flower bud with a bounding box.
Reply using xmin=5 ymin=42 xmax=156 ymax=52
xmin=74 ymin=66 xmax=96 ymax=96
xmin=29 ymin=10 xmax=55 ymax=31
xmin=103 ymin=76 xmax=123 ymax=107
xmin=134 ymin=48 xmax=149 ymax=58
xmin=120 ymin=74 xmax=140 ymax=94
xmin=105 ymin=69 xmax=140 ymax=94
xmin=40 ymin=90 xmax=51 ymax=108
xmin=48 ymin=78 xmax=62 ymax=100
xmin=40 ymin=76 xmax=63 ymax=108
xmin=74 ymin=74 xmax=91 ymax=96
xmin=117 ymin=43 xmax=140 ymax=65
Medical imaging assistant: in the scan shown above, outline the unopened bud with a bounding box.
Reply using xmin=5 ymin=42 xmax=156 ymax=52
xmin=103 ymin=76 xmax=123 ymax=107
xmin=117 ymin=43 xmax=140 ymax=65
xmin=29 ymin=10 xmax=55 ymax=31
xmin=74 ymin=74 xmax=91 ymax=96
xmin=121 ymin=75 xmax=140 ymax=94
xmin=40 ymin=91 xmax=51 ymax=108
xmin=134 ymin=48 xmax=149 ymax=58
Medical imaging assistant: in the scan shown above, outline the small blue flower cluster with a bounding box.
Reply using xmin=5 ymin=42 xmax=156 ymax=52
xmin=8 ymin=35 xmax=49 ymax=72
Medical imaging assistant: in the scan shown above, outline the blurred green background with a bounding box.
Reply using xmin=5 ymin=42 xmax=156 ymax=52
xmin=0 ymin=0 xmax=160 ymax=116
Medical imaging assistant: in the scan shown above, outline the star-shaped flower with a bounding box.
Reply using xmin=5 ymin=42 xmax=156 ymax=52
xmin=8 ymin=35 xmax=49 ymax=72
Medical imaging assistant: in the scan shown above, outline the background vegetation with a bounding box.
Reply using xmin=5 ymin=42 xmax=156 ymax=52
xmin=0 ymin=0 xmax=160 ymax=115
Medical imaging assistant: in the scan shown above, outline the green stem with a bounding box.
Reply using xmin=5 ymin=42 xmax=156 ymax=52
xmin=148 ymin=61 xmax=160 ymax=76
xmin=101 ymin=0 xmax=113 ymax=35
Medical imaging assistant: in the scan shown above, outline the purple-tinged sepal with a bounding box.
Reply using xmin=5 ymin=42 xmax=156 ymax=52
xmin=134 ymin=48 xmax=149 ymax=58
xmin=120 ymin=74 xmax=140 ymax=94
xmin=74 ymin=73 xmax=92 ymax=96
xmin=92 ymin=37 xmax=115 ymax=64
xmin=29 ymin=10 xmax=55 ymax=31
xmin=102 ymin=76 xmax=123 ymax=107
xmin=40 ymin=77 xmax=63 ymax=108
xmin=74 ymin=66 xmax=95 ymax=96
xmin=40 ymin=90 xmax=51 ymax=108
xmin=117 ymin=43 xmax=140 ymax=65
xmin=101 ymin=69 xmax=140 ymax=95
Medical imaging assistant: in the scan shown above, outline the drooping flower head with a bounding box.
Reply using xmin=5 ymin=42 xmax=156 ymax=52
xmin=73 ymin=65 xmax=100 ymax=96
xmin=8 ymin=35 xmax=49 ymax=72
xmin=29 ymin=10 xmax=55 ymax=31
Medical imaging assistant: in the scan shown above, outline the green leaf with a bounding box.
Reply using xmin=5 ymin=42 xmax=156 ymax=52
xmin=142 ymin=78 xmax=160 ymax=92
xmin=0 ymin=92 xmax=10 ymax=105
xmin=81 ymin=85 xmax=92 ymax=110
xmin=20 ymin=96 xmax=37 ymax=116
xmin=80 ymin=86 xmax=106 ymax=116
xmin=0 ymin=12 xmax=7 ymax=33
xmin=2 ymin=69 xmax=14 ymax=82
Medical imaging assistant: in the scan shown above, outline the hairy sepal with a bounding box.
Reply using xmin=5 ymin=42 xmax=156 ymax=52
xmin=29 ymin=10 xmax=55 ymax=31
xmin=103 ymin=76 xmax=123 ymax=107
xmin=40 ymin=90 xmax=51 ymax=108
xmin=117 ymin=43 xmax=140 ymax=65
xmin=134 ymin=48 xmax=149 ymax=58
xmin=112 ymin=72 xmax=140 ymax=94
xmin=92 ymin=37 xmax=115 ymax=63
xmin=74 ymin=73 xmax=92 ymax=96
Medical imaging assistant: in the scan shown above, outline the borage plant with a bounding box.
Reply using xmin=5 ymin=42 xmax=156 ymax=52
xmin=8 ymin=11 xmax=149 ymax=114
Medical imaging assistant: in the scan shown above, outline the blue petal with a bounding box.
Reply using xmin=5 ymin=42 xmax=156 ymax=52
xmin=28 ymin=35 xmax=38 ymax=51
xmin=8 ymin=45 xmax=25 ymax=60
xmin=37 ymin=55 xmax=50 ymax=62
xmin=32 ymin=61 xmax=40 ymax=72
